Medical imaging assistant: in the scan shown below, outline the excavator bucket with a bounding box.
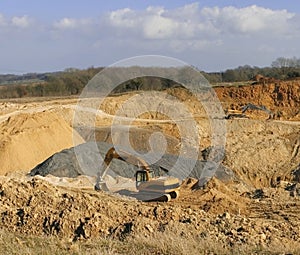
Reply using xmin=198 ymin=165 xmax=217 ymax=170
xmin=94 ymin=180 xmax=109 ymax=191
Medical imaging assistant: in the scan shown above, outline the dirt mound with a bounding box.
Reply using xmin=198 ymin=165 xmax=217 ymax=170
xmin=29 ymin=142 xmax=140 ymax=178
xmin=179 ymin=177 xmax=250 ymax=215
xmin=0 ymin=112 xmax=84 ymax=175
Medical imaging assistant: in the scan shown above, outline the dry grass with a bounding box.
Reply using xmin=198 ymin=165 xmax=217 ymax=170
xmin=1 ymin=226 xmax=300 ymax=255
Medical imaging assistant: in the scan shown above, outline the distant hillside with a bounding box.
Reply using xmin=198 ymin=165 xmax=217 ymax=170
xmin=0 ymin=63 xmax=299 ymax=99
xmin=0 ymin=67 xmax=103 ymax=99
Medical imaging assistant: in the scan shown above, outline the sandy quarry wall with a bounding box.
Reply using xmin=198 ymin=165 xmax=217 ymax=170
xmin=0 ymin=111 xmax=84 ymax=175
xmin=215 ymin=80 xmax=300 ymax=120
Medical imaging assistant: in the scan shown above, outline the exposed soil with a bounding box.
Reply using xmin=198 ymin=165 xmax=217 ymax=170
xmin=0 ymin=79 xmax=299 ymax=253
xmin=215 ymin=80 xmax=300 ymax=120
xmin=0 ymin=175 xmax=300 ymax=251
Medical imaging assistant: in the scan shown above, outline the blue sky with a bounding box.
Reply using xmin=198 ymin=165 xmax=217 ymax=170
xmin=0 ymin=1 xmax=299 ymax=73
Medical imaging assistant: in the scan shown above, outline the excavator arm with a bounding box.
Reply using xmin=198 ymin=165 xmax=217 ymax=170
xmin=95 ymin=147 xmax=181 ymax=202
xmin=95 ymin=147 xmax=151 ymax=191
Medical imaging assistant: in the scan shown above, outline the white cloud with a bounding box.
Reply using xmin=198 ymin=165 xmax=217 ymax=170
xmin=0 ymin=14 xmax=6 ymax=26
xmin=0 ymin=14 xmax=33 ymax=28
xmin=143 ymin=15 xmax=178 ymax=39
xmin=11 ymin=15 xmax=31 ymax=28
xmin=201 ymin=5 xmax=295 ymax=34
xmin=170 ymin=39 xmax=223 ymax=52
xmin=54 ymin=17 xmax=92 ymax=29
xmin=109 ymin=8 xmax=138 ymax=28
xmin=107 ymin=4 xmax=296 ymax=39
xmin=54 ymin=18 xmax=76 ymax=29
xmin=167 ymin=2 xmax=199 ymax=17
xmin=50 ymin=4 xmax=296 ymax=43
xmin=107 ymin=5 xmax=217 ymax=40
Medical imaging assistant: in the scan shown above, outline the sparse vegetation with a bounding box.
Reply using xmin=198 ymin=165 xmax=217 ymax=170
xmin=2 ymin=227 xmax=300 ymax=255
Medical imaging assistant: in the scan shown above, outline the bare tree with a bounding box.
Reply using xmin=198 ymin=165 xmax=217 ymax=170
xmin=271 ymin=57 xmax=300 ymax=68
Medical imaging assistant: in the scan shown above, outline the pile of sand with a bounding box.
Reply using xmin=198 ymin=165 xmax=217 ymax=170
xmin=179 ymin=177 xmax=250 ymax=215
xmin=0 ymin=111 xmax=84 ymax=175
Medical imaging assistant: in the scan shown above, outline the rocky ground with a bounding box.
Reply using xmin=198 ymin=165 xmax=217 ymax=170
xmin=0 ymin=175 xmax=300 ymax=254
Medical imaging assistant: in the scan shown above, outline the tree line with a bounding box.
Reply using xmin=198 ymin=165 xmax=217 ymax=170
xmin=203 ymin=57 xmax=300 ymax=83
xmin=0 ymin=67 xmax=103 ymax=99
xmin=0 ymin=57 xmax=299 ymax=99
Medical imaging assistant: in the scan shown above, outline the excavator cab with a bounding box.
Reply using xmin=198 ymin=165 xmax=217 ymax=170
xmin=135 ymin=170 xmax=154 ymax=189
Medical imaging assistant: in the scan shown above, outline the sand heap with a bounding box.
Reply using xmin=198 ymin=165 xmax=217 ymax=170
xmin=0 ymin=111 xmax=84 ymax=175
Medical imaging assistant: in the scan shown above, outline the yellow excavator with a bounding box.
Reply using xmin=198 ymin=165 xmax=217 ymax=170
xmin=95 ymin=147 xmax=180 ymax=202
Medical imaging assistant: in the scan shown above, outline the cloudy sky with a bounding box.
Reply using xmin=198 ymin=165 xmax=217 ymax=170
xmin=0 ymin=0 xmax=299 ymax=73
